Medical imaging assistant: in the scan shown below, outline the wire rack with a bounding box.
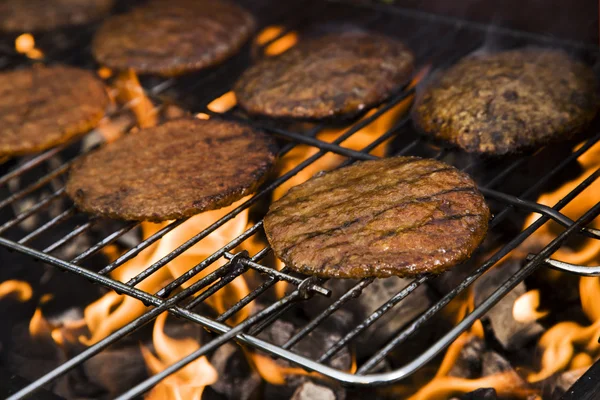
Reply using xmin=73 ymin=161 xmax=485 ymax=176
xmin=1 ymin=1 xmax=600 ymax=399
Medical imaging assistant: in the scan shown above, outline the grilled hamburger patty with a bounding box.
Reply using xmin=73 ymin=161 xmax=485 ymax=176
xmin=234 ymin=31 xmax=414 ymax=120
xmin=66 ymin=118 xmax=277 ymax=222
xmin=92 ymin=0 xmax=255 ymax=76
xmin=413 ymin=48 xmax=598 ymax=155
xmin=0 ymin=65 xmax=109 ymax=157
xmin=0 ymin=0 xmax=115 ymax=32
xmin=264 ymin=157 xmax=489 ymax=278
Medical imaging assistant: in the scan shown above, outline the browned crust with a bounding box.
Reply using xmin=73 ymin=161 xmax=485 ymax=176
xmin=0 ymin=65 xmax=109 ymax=157
xmin=413 ymin=48 xmax=599 ymax=155
xmin=234 ymin=31 xmax=414 ymax=120
xmin=0 ymin=0 xmax=115 ymax=32
xmin=92 ymin=0 xmax=256 ymax=77
xmin=66 ymin=118 xmax=277 ymax=222
xmin=264 ymin=157 xmax=490 ymax=279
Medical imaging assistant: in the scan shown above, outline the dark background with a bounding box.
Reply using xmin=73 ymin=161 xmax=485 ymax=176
xmin=363 ymin=0 xmax=598 ymax=44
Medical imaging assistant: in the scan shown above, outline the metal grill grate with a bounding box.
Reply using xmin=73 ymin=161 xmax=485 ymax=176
xmin=1 ymin=1 xmax=600 ymax=399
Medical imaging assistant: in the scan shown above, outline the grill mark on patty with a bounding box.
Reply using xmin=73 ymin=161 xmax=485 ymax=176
xmin=234 ymin=31 xmax=414 ymax=120
xmin=264 ymin=157 xmax=490 ymax=278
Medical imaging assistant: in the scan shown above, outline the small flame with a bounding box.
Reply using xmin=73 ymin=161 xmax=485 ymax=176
xmin=245 ymin=352 xmax=308 ymax=385
xmin=115 ymin=69 xmax=158 ymax=128
xmin=264 ymin=32 xmax=298 ymax=56
xmin=29 ymin=307 xmax=51 ymax=338
xmin=206 ymin=91 xmax=237 ymax=114
xmin=256 ymin=26 xmax=285 ymax=46
xmin=141 ymin=312 xmax=218 ymax=400
xmin=15 ymin=33 xmax=44 ymax=60
xmin=408 ymin=371 xmax=536 ymax=400
xmin=0 ymin=280 xmax=32 ymax=301
xmin=513 ymin=290 xmax=548 ymax=323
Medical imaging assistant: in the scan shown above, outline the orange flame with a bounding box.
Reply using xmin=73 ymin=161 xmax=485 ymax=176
xmin=408 ymin=287 xmax=536 ymax=399
xmin=256 ymin=26 xmax=285 ymax=46
xmin=523 ymin=140 xmax=600 ymax=382
xmin=141 ymin=312 xmax=218 ymax=400
xmin=0 ymin=280 xmax=32 ymax=301
xmin=513 ymin=290 xmax=548 ymax=323
xmin=207 ymin=91 xmax=237 ymax=114
xmin=115 ymin=69 xmax=158 ymax=128
xmin=81 ymin=197 xmax=252 ymax=345
xmin=408 ymin=371 xmax=536 ymax=400
xmin=264 ymin=32 xmax=298 ymax=56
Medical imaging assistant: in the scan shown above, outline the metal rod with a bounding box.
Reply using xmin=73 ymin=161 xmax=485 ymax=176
xmin=18 ymin=206 xmax=76 ymax=245
xmin=0 ymin=188 xmax=65 ymax=235
xmin=481 ymin=187 xmax=600 ymax=239
xmin=225 ymin=251 xmax=331 ymax=297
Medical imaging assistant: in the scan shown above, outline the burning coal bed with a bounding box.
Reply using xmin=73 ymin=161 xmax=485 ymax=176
xmin=1 ymin=6 xmax=600 ymax=400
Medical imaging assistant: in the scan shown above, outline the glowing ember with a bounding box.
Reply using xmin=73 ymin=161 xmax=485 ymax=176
xmin=512 ymin=290 xmax=548 ymax=323
xmin=15 ymin=33 xmax=44 ymax=60
xmin=206 ymin=91 xmax=237 ymax=114
xmin=141 ymin=312 xmax=218 ymax=400
xmin=0 ymin=280 xmax=32 ymax=301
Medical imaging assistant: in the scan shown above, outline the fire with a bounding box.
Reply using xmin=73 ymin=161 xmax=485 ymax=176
xmin=81 ymin=197 xmax=252 ymax=345
xmin=15 ymin=33 xmax=44 ymax=59
xmin=29 ymin=307 xmax=52 ymax=339
xmin=409 ymin=287 xmax=535 ymax=399
xmin=256 ymin=26 xmax=285 ymax=46
xmin=264 ymin=32 xmax=298 ymax=56
xmin=115 ymin=69 xmax=158 ymax=128
xmin=513 ymin=290 xmax=548 ymax=323
xmin=141 ymin=312 xmax=218 ymax=400
xmin=522 ymin=140 xmax=600 ymax=382
xmin=0 ymin=280 xmax=32 ymax=301
xmin=408 ymin=371 xmax=536 ymax=400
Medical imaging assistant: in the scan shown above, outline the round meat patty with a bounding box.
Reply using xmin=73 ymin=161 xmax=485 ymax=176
xmin=234 ymin=31 xmax=414 ymax=120
xmin=0 ymin=65 xmax=109 ymax=157
xmin=0 ymin=0 xmax=115 ymax=32
xmin=66 ymin=118 xmax=277 ymax=222
xmin=264 ymin=157 xmax=490 ymax=279
xmin=413 ymin=48 xmax=599 ymax=155
xmin=92 ymin=0 xmax=255 ymax=76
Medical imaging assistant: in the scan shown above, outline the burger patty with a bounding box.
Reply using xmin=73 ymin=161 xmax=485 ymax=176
xmin=264 ymin=157 xmax=489 ymax=279
xmin=413 ymin=48 xmax=599 ymax=155
xmin=0 ymin=0 xmax=115 ymax=32
xmin=234 ymin=31 xmax=414 ymax=120
xmin=0 ymin=65 xmax=109 ymax=157
xmin=92 ymin=0 xmax=255 ymax=76
xmin=66 ymin=118 xmax=277 ymax=222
